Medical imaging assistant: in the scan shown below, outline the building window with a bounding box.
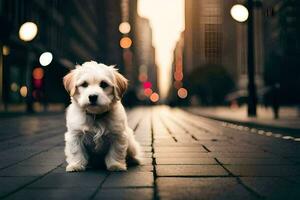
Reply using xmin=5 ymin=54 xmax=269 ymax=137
xmin=204 ymin=24 xmax=222 ymax=64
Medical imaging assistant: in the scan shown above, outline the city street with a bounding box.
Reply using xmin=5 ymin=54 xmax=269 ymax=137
xmin=0 ymin=106 xmax=300 ymax=200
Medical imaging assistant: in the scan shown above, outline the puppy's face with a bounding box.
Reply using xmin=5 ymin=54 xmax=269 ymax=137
xmin=63 ymin=61 xmax=128 ymax=114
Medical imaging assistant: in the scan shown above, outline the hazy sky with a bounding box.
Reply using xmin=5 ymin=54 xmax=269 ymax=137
xmin=138 ymin=0 xmax=185 ymax=99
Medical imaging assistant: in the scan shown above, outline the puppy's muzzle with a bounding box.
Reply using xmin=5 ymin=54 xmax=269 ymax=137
xmin=89 ymin=95 xmax=98 ymax=105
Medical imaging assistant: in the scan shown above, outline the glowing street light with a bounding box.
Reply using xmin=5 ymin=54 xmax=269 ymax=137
xmin=231 ymin=1 xmax=257 ymax=117
xmin=19 ymin=22 xmax=38 ymax=42
xmin=230 ymin=4 xmax=249 ymax=22
xmin=39 ymin=52 xmax=53 ymax=66
xmin=119 ymin=22 xmax=131 ymax=34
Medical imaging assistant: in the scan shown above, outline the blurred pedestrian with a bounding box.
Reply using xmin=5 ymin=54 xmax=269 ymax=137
xmin=271 ymin=83 xmax=280 ymax=119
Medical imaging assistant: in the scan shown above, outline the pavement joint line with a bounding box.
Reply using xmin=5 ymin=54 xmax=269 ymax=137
xmin=214 ymin=158 xmax=264 ymax=199
xmin=88 ymin=172 xmax=110 ymax=200
xmin=151 ymin=108 xmax=160 ymax=200
xmin=0 ymin=163 xmax=63 ymax=199
xmin=158 ymin=113 xmax=177 ymax=142
xmin=0 ymin=143 xmax=63 ymax=171
xmin=202 ymin=145 xmax=211 ymax=152
xmin=176 ymin=109 xmax=222 ymax=135
xmin=163 ymin=111 xmax=200 ymax=142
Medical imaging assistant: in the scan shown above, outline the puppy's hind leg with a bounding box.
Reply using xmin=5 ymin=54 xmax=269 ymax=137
xmin=126 ymin=127 xmax=142 ymax=165
xmin=65 ymin=131 xmax=88 ymax=172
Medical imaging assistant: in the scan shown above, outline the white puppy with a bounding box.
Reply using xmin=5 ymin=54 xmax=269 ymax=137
xmin=63 ymin=61 xmax=141 ymax=172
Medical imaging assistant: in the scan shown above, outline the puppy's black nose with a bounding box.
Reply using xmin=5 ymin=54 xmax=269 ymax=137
xmin=89 ymin=95 xmax=98 ymax=104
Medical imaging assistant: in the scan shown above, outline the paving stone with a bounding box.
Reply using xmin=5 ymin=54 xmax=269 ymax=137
xmin=218 ymin=158 xmax=294 ymax=165
xmin=212 ymin=152 xmax=277 ymax=158
xmin=207 ymin=146 xmax=263 ymax=153
xmin=139 ymin=158 xmax=153 ymax=165
xmin=102 ymin=172 xmax=153 ymax=187
xmin=127 ymin=165 xmax=154 ymax=172
xmin=154 ymin=152 xmax=212 ymax=158
xmin=6 ymin=188 xmax=95 ymax=200
xmin=0 ymin=177 xmax=36 ymax=198
xmin=28 ymin=171 xmax=107 ymax=188
xmin=225 ymin=165 xmax=300 ymax=176
xmin=241 ymin=177 xmax=300 ymax=199
xmin=154 ymin=146 xmax=207 ymax=153
xmin=94 ymin=188 xmax=153 ymax=200
xmin=0 ymin=165 xmax=59 ymax=177
xmin=156 ymin=165 xmax=229 ymax=177
xmin=156 ymin=157 xmax=217 ymax=165
xmin=157 ymin=177 xmax=259 ymax=200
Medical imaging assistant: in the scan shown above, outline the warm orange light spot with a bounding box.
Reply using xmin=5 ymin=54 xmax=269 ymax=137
xmin=3 ymin=46 xmax=10 ymax=56
xmin=174 ymin=71 xmax=183 ymax=81
xmin=174 ymin=81 xmax=182 ymax=89
xmin=20 ymin=86 xmax=28 ymax=97
xmin=150 ymin=92 xmax=159 ymax=102
xmin=139 ymin=73 xmax=148 ymax=82
xmin=144 ymin=88 xmax=153 ymax=96
xmin=32 ymin=68 xmax=44 ymax=80
xmin=178 ymin=87 xmax=188 ymax=99
xmin=120 ymin=37 xmax=132 ymax=49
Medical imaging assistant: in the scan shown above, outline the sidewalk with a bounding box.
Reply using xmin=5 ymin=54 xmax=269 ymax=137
xmin=1 ymin=106 xmax=300 ymax=199
xmin=187 ymin=106 xmax=300 ymax=134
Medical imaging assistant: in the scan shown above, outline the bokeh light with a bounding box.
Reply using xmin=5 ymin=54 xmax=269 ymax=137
xmin=119 ymin=22 xmax=131 ymax=34
xmin=10 ymin=82 xmax=19 ymax=92
xmin=39 ymin=52 xmax=53 ymax=66
xmin=2 ymin=46 xmax=10 ymax=56
xmin=20 ymin=86 xmax=28 ymax=97
xmin=230 ymin=4 xmax=249 ymax=22
xmin=143 ymin=81 xmax=152 ymax=89
xmin=150 ymin=92 xmax=159 ymax=102
xmin=19 ymin=22 xmax=38 ymax=42
xmin=139 ymin=73 xmax=148 ymax=82
xmin=177 ymin=87 xmax=188 ymax=99
xmin=174 ymin=71 xmax=183 ymax=81
xmin=144 ymin=88 xmax=153 ymax=96
xmin=120 ymin=37 xmax=132 ymax=48
xmin=174 ymin=81 xmax=183 ymax=89
xmin=32 ymin=68 xmax=44 ymax=80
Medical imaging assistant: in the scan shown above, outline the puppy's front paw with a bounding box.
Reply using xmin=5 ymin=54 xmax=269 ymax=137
xmin=105 ymin=158 xmax=127 ymax=171
xmin=66 ymin=164 xmax=86 ymax=172
xmin=107 ymin=162 xmax=127 ymax=171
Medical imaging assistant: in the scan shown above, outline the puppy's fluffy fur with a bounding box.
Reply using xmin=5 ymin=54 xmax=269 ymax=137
xmin=63 ymin=61 xmax=141 ymax=172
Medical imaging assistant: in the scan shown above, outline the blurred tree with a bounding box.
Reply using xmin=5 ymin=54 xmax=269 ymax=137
xmin=187 ymin=64 xmax=235 ymax=105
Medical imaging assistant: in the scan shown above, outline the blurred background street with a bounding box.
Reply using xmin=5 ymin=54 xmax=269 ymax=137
xmin=0 ymin=0 xmax=299 ymax=116
xmin=0 ymin=0 xmax=300 ymax=199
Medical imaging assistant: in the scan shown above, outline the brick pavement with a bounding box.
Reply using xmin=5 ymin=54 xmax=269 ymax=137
xmin=0 ymin=106 xmax=300 ymax=199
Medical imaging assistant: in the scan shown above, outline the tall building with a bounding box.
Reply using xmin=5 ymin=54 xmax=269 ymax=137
xmin=184 ymin=0 xmax=264 ymax=104
xmin=121 ymin=0 xmax=157 ymax=103
xmin=263 ymin=0 xmax=300 ymax=104
xmin=0 ymin=0 xmax=123 ymax=108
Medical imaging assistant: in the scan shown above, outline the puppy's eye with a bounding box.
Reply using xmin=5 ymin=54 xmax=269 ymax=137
xmin=100 ymin=81 xmax=109 ymax=89
xmin=80 ymin=82 xmax=88 ymax=88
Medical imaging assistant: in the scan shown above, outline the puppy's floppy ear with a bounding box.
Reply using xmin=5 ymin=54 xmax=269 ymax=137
xmin=112 ymin=69 xmax=128 ymax=100
xmin=63 ymin=70 xmax=76 ymax=96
